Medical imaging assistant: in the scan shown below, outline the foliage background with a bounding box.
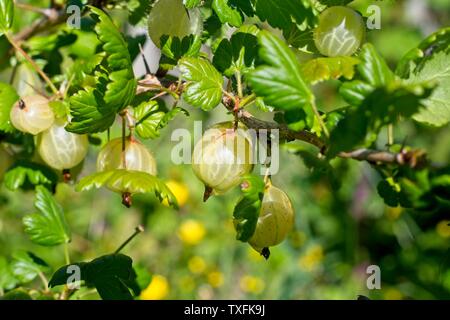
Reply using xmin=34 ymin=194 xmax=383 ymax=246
xmin=0 ymin=0 xmax=449 ymax=300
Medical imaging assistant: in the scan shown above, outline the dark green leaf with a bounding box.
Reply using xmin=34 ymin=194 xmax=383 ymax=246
xmin=179 ymin=57 xmax=224 ymax=110
xmin=357 ymin=43 xmax=394 ymax=87
xmin=11 ymin=251 xmax=49 ymax=284
xmin=160 ymin=34 xmax=202 ymax=68
xmin=23 ymin=185 xmax=71 ymax=247
xmin=0 ymin=289 xmax=32 ymax=300
xmin=0 ymin=257 xmax=18 ymax=291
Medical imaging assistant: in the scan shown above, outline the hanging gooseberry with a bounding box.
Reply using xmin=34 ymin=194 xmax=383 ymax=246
xmin=10 ymin=95 xmax=55 ymax=135
xmin=97 ymin=137 xmax=157 ymax=175
xmin=249 ymin=184 xmax=295 ymax=259
xmin=147 ymin=0 xmax=202 ymax=48
xmin=37 ymin=120 xmax=89 ymax=171
xmin=313 ymin=6 xmax=365 ymax=57
xmin=192 ymin=122 xmax=254 ymax=201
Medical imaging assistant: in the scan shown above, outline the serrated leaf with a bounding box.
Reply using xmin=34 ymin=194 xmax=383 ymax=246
xmin=157 ymin=107 xmax=189 ymax=129
xmin=160 ymin=34 xmax=202 ymax=68
xmin=0 ymin=0 xmax=14 ymax=34
xmin=339 ymin=80 xmax=374 ymax=106
xmin=76 ymin=169 xmax=178 ymax=208
xmin=179 ymin=57 xmax=224 ymax=110
xmin=49 ymin=254 xmax=138 ymax=300
xmin=134 ymin=101 xmax=165 ymax=139
xmin=3 ymin=160 xmax=58 ymax=191
xmin=0 ymin=82 xmax=19 ymax=133
xmin=212 ymin=0 xmax=243 ymax=27
xmin=406 ymin=51 xmax=450 ymax=127
xmin=248 ymin=31 xmax=314 ymax=115
xmin=90 ymin=7 xmax=137 ymax=112
xmin=213 ymin=28 xmax=259 ymax=77
xmin=23 ymin=186 xmax=71 ymax=247
xmin=301 ymin=56 xmax=360 ymax=84
xmin=11 ymin=251 xmax=49 ymax=284
xmin=358 ymin=43 xmax=394 ymax=87
xmin=66 ymin=87 xmax=116 ymax=134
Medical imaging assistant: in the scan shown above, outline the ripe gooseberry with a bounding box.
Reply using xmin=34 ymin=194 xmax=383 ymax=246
xmin=10 ymin=95 xmax=55 ymax=135
xmin=248 ymin=184 xmax=295 ymax=259
xmin=38 ymin=120 xmax=89 ymax=171
xmin=147 ymin=0 xmax=202 ymax=48
xmin=97 ymin=137 xmax=157 ymax=175
xmin=192 ymin=122 xmax=254 ymax=201
xmin=314 ymin=6 xmax=365 ymax=57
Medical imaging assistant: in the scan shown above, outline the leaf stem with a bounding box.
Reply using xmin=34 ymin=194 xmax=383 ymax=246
xmin=236 ymin=71 xmax=243 ymax=98
xmin=37 ymin=271 xmax=49 ymax=292
xmin=64 ymin=242 xmax=70 ymax=265
xmin=5 ymin=33 xmax=59 ymax=96
xmin=387 ymin=124 xmax=394 ymax=147
xmin=114 ymin=225 xmax=145 ymax=254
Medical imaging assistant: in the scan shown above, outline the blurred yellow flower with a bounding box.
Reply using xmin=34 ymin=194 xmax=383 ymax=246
xmin=436 ymin=220 xmax=450 ymax=238
xmin=207 ymin=271 xmax=224 ymax=288
xmin=384 ymin=288 xmax=403 ymax=300
xmin=240 ymin=275 xmax=265 ymax=294
xmin=178 ymin=220 xmax=206 ymax=245
xmin=180 ymin=276 xmax=196 ymax=293
xmin=163 ymin=180 xmax=190 ymax=207
xmin=188 ymin=256 xmax=206 ymax=274
xmin=298 ymin=245 xmax=324 ymax=272
xmin=140 ymin=275 xmax=169 ymax=300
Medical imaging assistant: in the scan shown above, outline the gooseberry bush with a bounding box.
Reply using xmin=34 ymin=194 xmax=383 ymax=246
xmin=0 ymin=0 xmax=449 ymax=300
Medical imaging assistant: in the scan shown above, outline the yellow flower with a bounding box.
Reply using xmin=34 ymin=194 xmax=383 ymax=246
xmin=188 ymin=256 xmax=206 ymax=274
xmin=178 ymin=220 xmax=206 ymax=245
xmin=140 ymin=275 xmax=169 ymax=300
xmin=239 ymin=275 xmax=265 ymax=294
xmin=436 ymin=220 xmax=450 ymax=238
xmin=384 ymin=288 xmax=403 ymax=300
xmin=207 ymin=271 xmax=224 ymax=288
xmin=298 ymin=245 xmax=324 ymax=272
xmin=163 ymin=180 xmax=190 ymax=207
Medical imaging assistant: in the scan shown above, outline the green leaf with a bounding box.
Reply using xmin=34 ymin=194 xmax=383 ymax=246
xmin=76 ymin=169 xmax=178 ymax=208
xmin=254 ymin=0 xmax=317 ymax=32
xmin=158 ymin=107 xmax=189 ymax=130
xmin=184 ymin=0 xmax=201 ymax=8
xmin=248 ymin=31 xmax=314 ymax=113
xmin=301 ymin=56 xmax=360 ymax=84
xmin=160 ymin=34 xmax=202 ymax=68
xmin=128 ymin=0 xmax=154 ymax=25
xmin=213 ymin=27 xmax=259 ymax=77
xmin=0 ymin=82 xmax=19 ymax=133
xmin=66 ymin=86 xmax=116 ymax=134
xmin=357 ymin=43 xmax=394 ymax=87
xmin=3 ymin=160 xmax=58 ymax=191
xmin=0 ymin=257 xmax=18 ymax=291
xmin=233 ymin=174 xmax=265 ymax=242
xmin=179 ymin=57 xmax=224 ymax=111
xmin=90 ymin=7 xmax=137 ymax=112
xmin=0 ymin=289 xmax=32 ymax=300
xmin=23 ymin=186 xmax=71 ymax=247
xmin=212 ymin=0 xmax=243 ymax=27
xmin=134 ymin=101 xmax=165 ymax=139
xmin=0 ymin=0 xmax=14 ymax=34
xmin=49 ymin=254 xmax=138 ymax=300
xmin=406 ymin=51 xmax=450 ymax=127
xmin=339 ymin=80 xmax=374 ymax=106
xmin=11 ymin=251 xmax=49 ymax=284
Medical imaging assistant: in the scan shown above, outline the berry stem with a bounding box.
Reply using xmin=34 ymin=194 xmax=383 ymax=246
xmin=114 ymin=225 xmax=145 ymax=254
xmin=5 ymin=33 xmax=59 ymax=96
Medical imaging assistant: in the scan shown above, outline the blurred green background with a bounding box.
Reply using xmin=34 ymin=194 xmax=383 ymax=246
xmin=0 ymin=0 xmax=449 ymax=300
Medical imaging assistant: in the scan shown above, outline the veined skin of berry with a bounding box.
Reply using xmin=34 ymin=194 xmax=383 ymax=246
xmin=148 ymin=0 xmax=202 ymax=48
xmin=192 ymin=122 xmax=254 ymax=195
xmin=249 ymin=185 xmax=295 ymax=252
xmin=38 ymin=120 xmax=89 ymax=170
xmin=10 ymin=95 xmax=55 ymax=135
xmin=314 ymin=6 xmax=365 ymax=57
xmin=97 ymin=138 xmax=157 ymax=175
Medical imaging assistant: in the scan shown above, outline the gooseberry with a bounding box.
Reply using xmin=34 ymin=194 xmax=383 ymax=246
xmin=38 ymin=120 xmax=89 ymax=171
xmin=97 ymin=137 xmax=157 ymax=175
xmin=314 ymin=6 xmax=365 ymax=57
xmin=192 ymin=122 xmax=254 ymax=200
xmin=249 ymin=184 xmax=295 ymax=258
xmin=147 ymin=0 xmax=202 ymax=48
xmin=10 ymin=95 xmax=55 ymax=135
